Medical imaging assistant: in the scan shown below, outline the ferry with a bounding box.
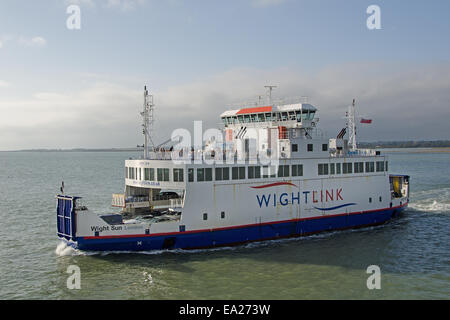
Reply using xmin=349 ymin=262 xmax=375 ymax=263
xmin=56 ymin=86 xmax=410 ymax=251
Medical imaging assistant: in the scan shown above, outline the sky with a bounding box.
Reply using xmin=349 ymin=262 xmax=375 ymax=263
xmin=0 ymin=0 xmax=450 ymax=150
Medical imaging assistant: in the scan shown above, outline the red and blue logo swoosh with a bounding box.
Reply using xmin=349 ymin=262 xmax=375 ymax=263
xmin=250 ymin=182 xmax=297 ymax=189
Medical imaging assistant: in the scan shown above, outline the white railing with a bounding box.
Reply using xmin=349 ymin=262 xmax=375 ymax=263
xmin=112 ymin=193 xmax=125 ymax=208
xmin=170 ymin=198 xmax=184 ymax=208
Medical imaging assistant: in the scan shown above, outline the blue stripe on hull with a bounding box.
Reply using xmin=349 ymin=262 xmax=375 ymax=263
xmin=73 ymin=206 xmax=406 ymax=252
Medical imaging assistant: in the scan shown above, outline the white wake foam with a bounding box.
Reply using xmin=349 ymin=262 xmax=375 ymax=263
xmin=409 ymin=187 xmax=450 ymax=213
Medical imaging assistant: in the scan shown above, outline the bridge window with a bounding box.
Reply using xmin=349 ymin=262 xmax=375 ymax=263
xmin=157 ymin=168 xmax=169 ymax=181
xmin=309 ymin=111 xmax=315 ymax=120
xmin=248 ymin=166 xmax=261 ymax=179
xmin=265 ymin=113 xmax=272 ymax=121
xmin=366 ymin=162 xmax=375 ymax=172
xmin=301 ymin=111 xmax=309 ymax=121
xmin=125 ymin=167 xmax=129 ymax=179
xmin=318 ymin=163 xmax=329 ymax=175
xmin=292 ymin=164 xmax=303 ymax=176
xmin=144 ymin=168 xmax=155 ymax=181
xmin=257 ymin=114 xmax=265 ymax=122
xmin=188 ymin=168 xmax=194 ymax=182
xmin=288 ymin=111 xmax=296 ymax=120
xmin=173 ymin=168 xmax=184 ymax=182
xmin=295 ymin=110 xmax=301 ymax=122
xmin=376 ymin=161 xmax=385 ymax=172
xmin=244 ymin=115 xmax=250 ymax=123
xmin=281 ymin=112 xmax=288 ymax=121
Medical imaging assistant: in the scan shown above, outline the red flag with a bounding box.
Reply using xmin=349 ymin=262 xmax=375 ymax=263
xmin=360 ymin=118 xmax=372 ymax=124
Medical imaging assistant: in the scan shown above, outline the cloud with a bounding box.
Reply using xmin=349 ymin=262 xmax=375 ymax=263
xmin=1 ymin=35 xmax=47 ymax=48
xmin=0 ymin=62 xmax=449 ymax=150
xmin=0 ymin=80 xmax=10 ymax=88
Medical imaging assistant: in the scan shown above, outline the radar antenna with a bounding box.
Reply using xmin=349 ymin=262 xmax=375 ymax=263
xmin=141 ymin=86 xmax=155 ymax=159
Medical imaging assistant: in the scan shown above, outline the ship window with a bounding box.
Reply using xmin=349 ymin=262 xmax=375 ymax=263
xmin=289 ymin=111 xmax=296 ymax=120
xmin=385 ymin=161 xmax=389 ymax=171
xmin=250 ymin=114 xmax=257 ymax=122
xmin=292 ymin=164 xmax=303 ymax=176
xmin=307 ymin=144 xmax=313 ymax=152
xmin=369 ymin=197 xmax=372 ymax=203
xmin=330 ymin=163 xmax=335 ymax=175
xmin=278 ymin=165 xmax=290 ymax=177
xmin=318 ymin=163 xmax=329 ymax=175
xmin=203 ymin=213 xmax=208 ymax=220
xmin=343 ymin=163 xmax=353 ymax=174
xmin=366 ymin=162 xmax=375 ymax=173
xmin=205 ymin=168 xmax=213 ymax=181
xmin=188 ymin=168 xmax=194 ymax=182
xmin=322 ymin=144 xmax=328 ymax=151
xmin=295 ymin=111 xmax=301 ymax=122
xmin=379 ymin=196 xmax=382 ymax=202
xmin=262 ymin=165 xmax=276 ymax=178
xmin=221 ymin=211 xmax=225 ymax=219
xmin=223 ymin=167 xmax=230 ymax=180
xmin=376 ymin=161 xmax=385 ymax=172
xmin=125 ymin=167 xmax=128 ymax=179
xmin=292 ymin=144 xmax=298 ymax=152
xmin=301 ymin=111 xmax=309 ymax=121
xmin=336 ymin=163 xmax=341 ymax=174
xmin=222 ymin=117 xmax=227 ymax=125
xmin=238 ymin=115 xmax=244 ymax=123
xmin=244 ymin=115 xmax=250 ymax=123
xmin=309 ymin=112 xmax=315 ymax=120
xmin=248 ymin=166 xmax=261 ymax=179
xmin=232 ymin=167 xmax=246 ymax=180
xmin=157 ymin=168 xmax=169 ymax=181
xmin=173 ymin=168 xmax=184 ymax=182
xmin=258 ymin=114 xmax=265 ymax=122
xmin=197 ymin=168 xmax=205 ymax=182
xmin=265 ymin=113 xmax=271 ymax=121
xmin=144 ymin=168 xmax=155 ymax=181
xmin=215 ymin=167 xmax=222 ymax=180
xmin=354 ymin=162 xmax=364 ymax=173
xmin=281 ymin=112 xmax=288 ymax=121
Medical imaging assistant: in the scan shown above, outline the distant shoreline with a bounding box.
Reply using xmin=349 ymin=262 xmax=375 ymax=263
xmin=2 ymin=144 xmax=450 ymax=153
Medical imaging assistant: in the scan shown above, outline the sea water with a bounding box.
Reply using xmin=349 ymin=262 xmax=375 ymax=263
xmin=0 ymin=149 xmax=448 ymax=299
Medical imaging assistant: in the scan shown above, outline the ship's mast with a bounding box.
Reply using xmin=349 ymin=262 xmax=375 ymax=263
xmin=141 ymin=86 xmax=155 ymax=159
xmin=347 ymin=99 xmax=357 ymax=151
xmin=264 ymin=85 xmax=277 ymax=105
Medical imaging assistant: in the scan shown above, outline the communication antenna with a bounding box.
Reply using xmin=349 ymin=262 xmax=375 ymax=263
xmin=264 ymin=85 xmax=277 ymax=105
xmin=347 ymin=99 xmax=357 ymax=151
xmin=141 ymin=86 xmax=155 ymax=159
